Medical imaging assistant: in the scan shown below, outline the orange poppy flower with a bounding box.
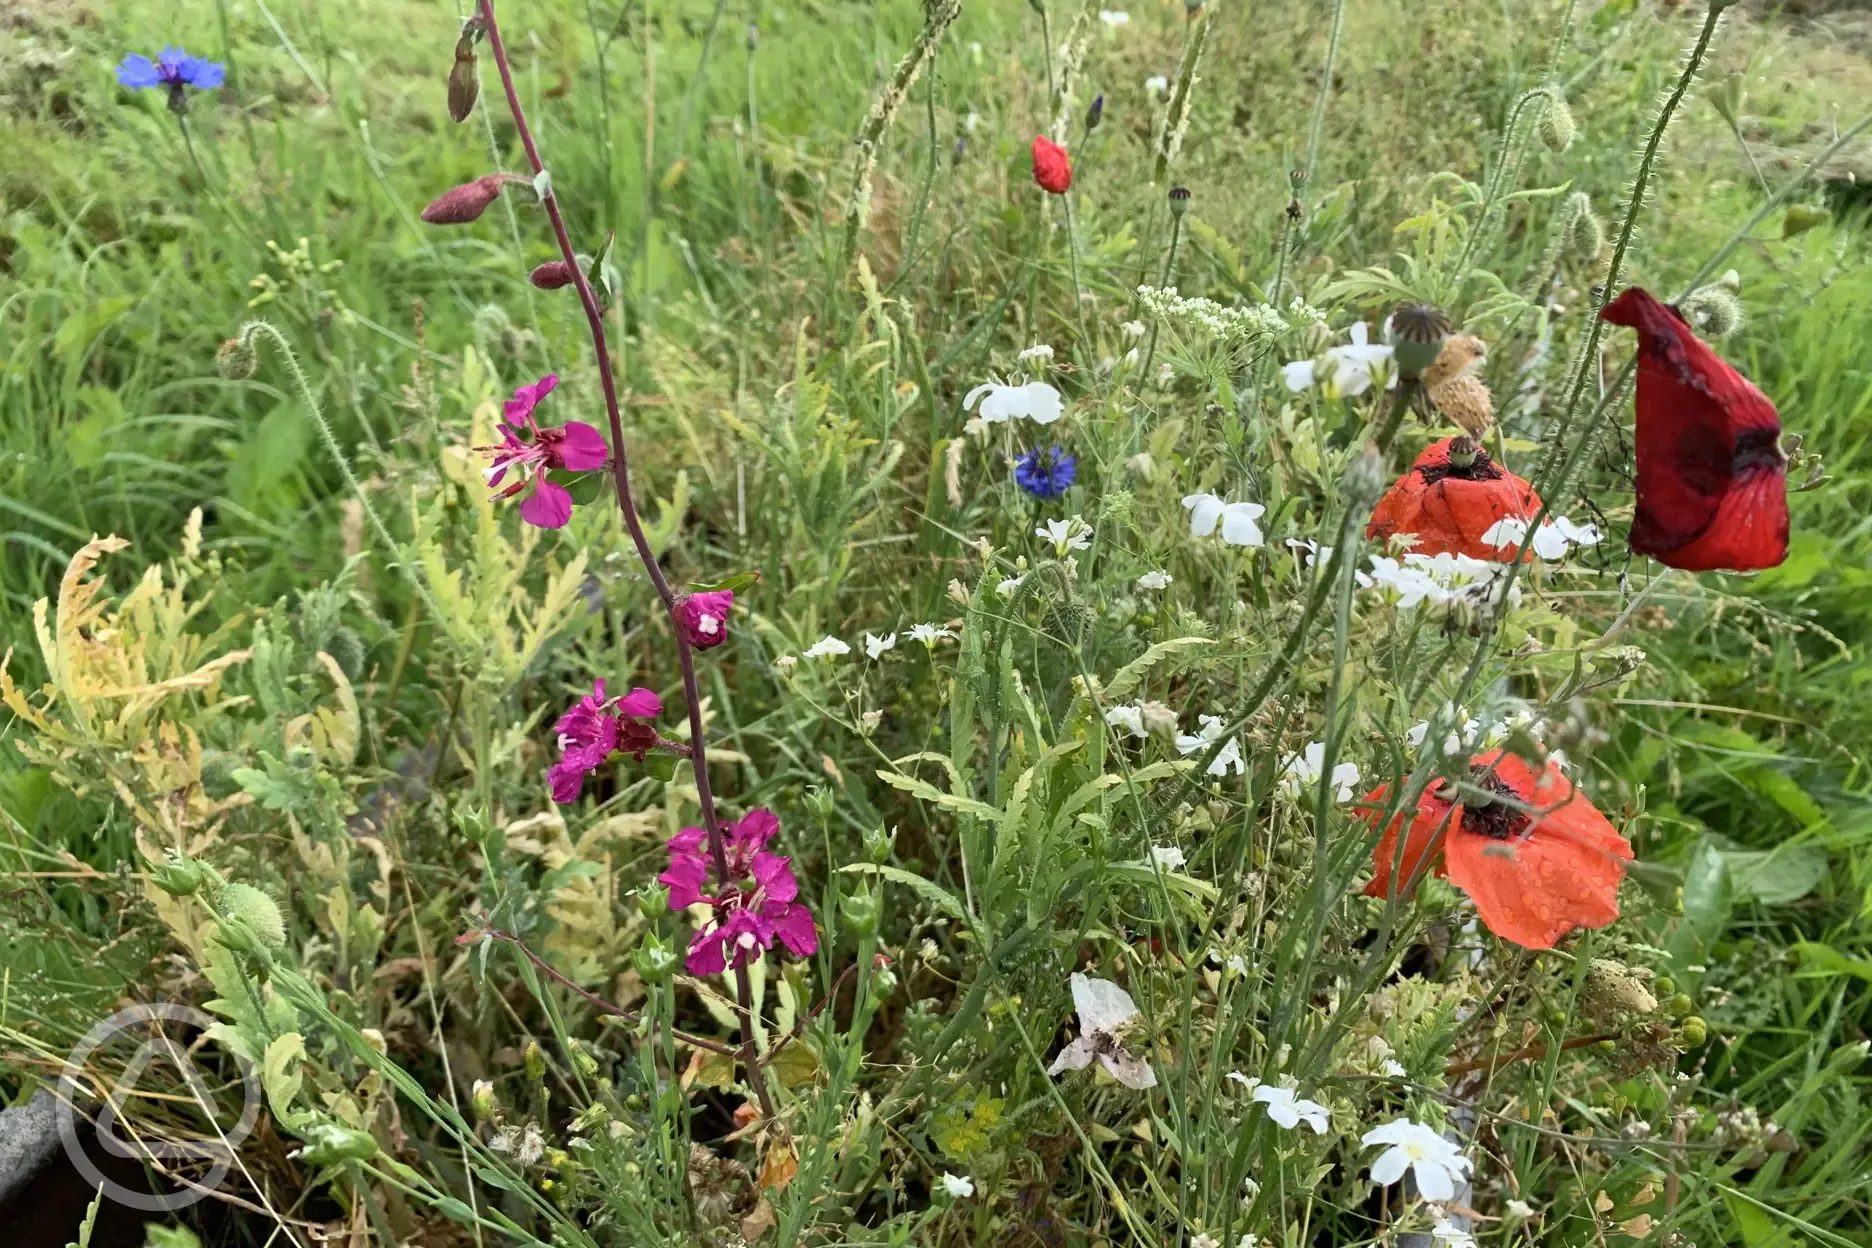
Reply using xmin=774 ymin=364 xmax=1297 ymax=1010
xmin=1360 ymin=749 xmax=1634 ymax=949
xmin=1366 ymin=437 xmax=1543 ymax=561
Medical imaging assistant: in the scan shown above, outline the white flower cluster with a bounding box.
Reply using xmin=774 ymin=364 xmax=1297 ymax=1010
xmin=1135 ymin=285 xmax=1289 ymax=346
xmin=1481 ymin=515 xmax=1601 ymax=560
xmin=1280 ymin=741 xmax=1361 ymax=803
xmin=1176 ymin=713 xmax=1245 ymax=776
xmin=1366 ymin=552 xmax=1521 ymax=612
xmin=1282 ymin=322 xmax=1396 ymax=398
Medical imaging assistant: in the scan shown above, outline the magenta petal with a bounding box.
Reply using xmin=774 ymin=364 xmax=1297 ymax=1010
xmin=668 ymin=826 xmax=708 ymax=855
xmin=505 ymin=373 xmax=560 ymax=426
xmin=519 ymin=480 xmax=573 ymax=528
xmin=752 ymin=852 xmax=798 ymax=903
xmin=616 ymin=686 xmax=663 ymax=719
xmin=685 ymin=924 xmax=728 ymax=976
xmin=547 ymin=754 xmax=593 ymax=804
xmin=658 ymin=857 xmax=710 ymax=910
xmin=768 ymin=903 xmax=818 ymax=958
xmin=554 ymin=421 xmax=610 ymax=471
xmin=733 ymin=808 xmax=781 ymax=850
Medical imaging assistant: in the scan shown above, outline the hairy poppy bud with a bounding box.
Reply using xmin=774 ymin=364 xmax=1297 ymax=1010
xmin=1388 ymin=301 xmax=1451 ymax=379
xmin=447 ymin=20 xmax=483 ymax=123
xmin=530 ymin=260 xmax=576 ymax=289
xmin=1678 ymin=285 xmax=1745 ymax=339
xmin=1168 ymin=185 xmax=1191 ymax=217
xmin=1571 ymin=201 xmax=1603 ymax=258
xmin=218 ymin=882 xmax=286 ymax=950
xmin=1031 ymin=136 xmax=1071 ymax=194
xmin=1536 ymin=96 xmax=1576 ymax=152
xmin=216 ymin=335 xmax=258 ymax=380
xmin=1085 ymin=93 xmax=1104 ymax=132
xmin=1343 ymin=441 xmax=1388 ymax=509
xmin=673 ymin=589 xmax=735 ymax=649
xmin=421 ymin=173 xmax=526 ymax=225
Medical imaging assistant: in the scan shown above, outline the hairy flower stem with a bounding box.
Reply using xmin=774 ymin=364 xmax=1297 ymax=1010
xmin=476 ymin=0 xmax=779 ymax=1126
xmin=1139 ymin=209 xmax=1184 ymax=377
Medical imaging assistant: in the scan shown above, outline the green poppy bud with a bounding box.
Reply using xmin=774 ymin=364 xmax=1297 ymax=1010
xmin=1536 ymin=96 xmax=1576 ymax=152
xmin=218 ymin=882 xmax=286 ymax=951
xmin=294 ymin=1122 xmax=380 ymax=1166
xmin=215 ymin=336 xmax=258 ymax=381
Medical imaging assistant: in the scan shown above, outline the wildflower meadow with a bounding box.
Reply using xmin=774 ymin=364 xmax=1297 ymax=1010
xmin=5 ymin=0 xmax=1872 ymax=1245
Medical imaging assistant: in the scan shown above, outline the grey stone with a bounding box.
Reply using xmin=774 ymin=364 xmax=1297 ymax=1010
xmin=0 ymin=1090 xmax=62 ymax=1209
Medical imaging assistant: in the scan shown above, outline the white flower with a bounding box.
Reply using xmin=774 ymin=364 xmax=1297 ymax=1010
xmin=1144 ymin=74 xmax=1169 ymax=95
xmin=1098 ymin=9 xmax=1131 ymax=26
xmin=1505 ymin=1200 xmax=1535 ymax=1218
xmin=1182 ymin=493 xmax=1266 ymax=547
xmin=1207 ymin=736 xmax=1246 ymax=776
xmin=1105 ymin=704 xmax=1148 ymax=739
xmin=1382 ymin=1058 xmax=1407 ymax=1077
xmin=1121 ymin=319 xmax=1146 ymax=340
xmin=1136 ymin=569 xmax=1173 ymax=591
xmin=1047 ymin=972 xmax=1157 ymax=1089
xmin=907 ymin=623 xmax=957 ymax=646
xmin=1432 ymin=1219 xmax=1477 ymax=1248
xmin=965 ymin=109 xmax=980 ymax=132
xmin=1361 ymin=1117 xmax=1473 ymax=1203
xmin=1176 ymin=715 xmax=1247 ymax=774
xmin=1481 ymin=515 xmax=1601 ymax=561
xmin=1238 ymin=1236 xmax=1260 ymax=1248
xmin=1150 ymin=845 xmax=1186 ymax=870
xmin=1191 ymin=1237 xmax=1219 ymax=1248
xmin=964 ymin=379 xmax=1064 ymax=425
xmin=997 ymin=575 xmax=1026 ymax=597
xmin=864 ymin=631 xmax=897 ymax=659
xmin=1017 ymin=343 xmax=1055 ymax=363
xmin=1252 ymin=1084 xmax=1330 ymax=1134
xmin=860 ymin=709 xmax=883 ymax=731
xmin=517 ymin=1122 xmax=546 ymax=1166
xmin=803 ymin=636 xmax=850 ymax=659
xmin=773 ymin=654 xmax=798 ymax=674
xmin=1282 ymin=323 xmax=1397 ymax=398
xmin=1281 ymin=742 xmax=1360 ymax=803
xmin=940 ymin=1172 xmax=975 ymax=1198
xmin=1037 ymin=516 xmax=1093 ymax=554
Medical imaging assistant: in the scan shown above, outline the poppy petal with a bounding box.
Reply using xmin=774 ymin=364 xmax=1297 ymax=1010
xmin=1360 ymin=784 xmax=1459 ymax=898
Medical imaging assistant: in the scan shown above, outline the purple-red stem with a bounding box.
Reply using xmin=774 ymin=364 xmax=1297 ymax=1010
xmin=477 ymin=0 xmax=778 ymax=1126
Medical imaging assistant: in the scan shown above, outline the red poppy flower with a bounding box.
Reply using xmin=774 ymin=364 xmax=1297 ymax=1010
xmin=1366 ymin=437 xmax=1543 ymax=561
xmin=1360 ymin=749 xmax=1634 ymax=949
xmin=1031 ymin=136 xmax=1072 ymax=195
xmin=1600 ymin=287 xmax=1788 ymax=572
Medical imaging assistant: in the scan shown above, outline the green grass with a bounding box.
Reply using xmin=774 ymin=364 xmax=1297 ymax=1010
xmin=3 ymin=0 xmax=1872 ymax=1244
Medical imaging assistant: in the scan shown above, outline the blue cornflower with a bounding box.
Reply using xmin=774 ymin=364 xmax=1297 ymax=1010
xmin=117 ymin=46 xmax=225 ymax=113
xmin=1014 ymin=446 xmax=1077 ymax=499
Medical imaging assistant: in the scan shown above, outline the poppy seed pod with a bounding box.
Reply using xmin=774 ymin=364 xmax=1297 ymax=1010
xmin=1031 ymin=136 xmax=1072 ymax=194
xmin=530 ymin=260 xmax=577 ymax=289
xmin=421 ymin=173 xmax=526 ymax=225
xmin=1388 ymin=301 xmax=1451 ymax=379
xmin=1168 ymin=185 xmax=1191 ymax=217
xmin=1536 ymin=96 xmax=1576 ymax=152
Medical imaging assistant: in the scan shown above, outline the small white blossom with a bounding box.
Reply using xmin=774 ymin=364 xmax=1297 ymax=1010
xmin=864 ymin=631 xmax=897 ymax=659
xmin=1252 ymin=1083 xmax=1330 ymax=1134
xmin=1207 ymin=736 xmax=1246 ymax=775
xmin=1017 ymin=343 xmax=1055 ymax=363
xmin=1105 ymin=704 xmax=1148 ymax=739
xmin=1361 ymin=1117 xmax=1472 ymax=1202
xmin=1150 ymin=845 xmax=1186 ymax=870
xmin=1481 ymin=515 xmax=1602 ymax=561
xmin=1047 ymin=973 xmax=1156 ymax=1089
xmin=965 ymin=109 xmax=980 ymax=132
xmin=940 ymin=1172 xmax=975 ymax=1198
xmin=803 ymin=636 xmax=850 ymax=659
xmin=1136 ymin=569 xmax=1173 ymax=590
xmin=773 ymin=654 xmax=798 ymax=674
xmin=1182 ymin=493 xmax=1266 ymax=547
xmin=1432 ymin=1219 xmax=1477 ymax=1248
xmin=1505 ymin=1200 xmax=1535 ymax=1218
xmin=1282 ymin=322 xmax=1397 ymax=398
xmin=907 ymin=623 xmax=957 ymax=646
xmin=1098 ymin=9 xmax=1131 ymax=27
xmin=1037 ymin=516 xmax=1093 ymax=555
xmin=1281 ymin=742 xmax=1361 ymax=803
xmin=1136 ymin=285 xmax=1287 ymax=346
xmin=860 ymin=709 xmax=883 ymax=731
xmin=964 ymin=379 xmax=1063 ymax=424
xmin=1144 ymin=73 xmax=1169 ymax=94
xmin=1382 ymin=1058 xmax=1407 ymax=1077
xmin=1175 ymin=714 xmax=1245 ymax=775
xmin=1120 ymin=319 xmax=1146 ymax=340
xmin=1191 ymin=1237 xmax=1219 ymax=1248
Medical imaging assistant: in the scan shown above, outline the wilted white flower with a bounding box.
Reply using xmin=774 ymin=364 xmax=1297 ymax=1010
xmin=1139 ymin=701 xmax=1178 ymax=734
xmin=864 ymin=631 xmax=897 ymax=659
xmin=1505 ymin=1200 xmax=1535 ymax=1218
xmin=1150 ymin=844 xmax=1186 ymax=870
xmin=1282 ymin=322 xmax=1396 ymax=398
xmin=1252 ymin=1083 xmax=1330 ymax=1133
xmin=996 ymin=574 xmax=1026 ymax=597
xmin=773 ymin=654 xmax=798 ymax=674
xmin=1098 ymin=9 xmax=1131 ymax=27
xmin=1190 ymin=1236 xmax=1219 ymax=1248
xmin=1037 ymin=516 xmax=1093 ymax=554
xmin=860 ymin=709 xmax=883 ymax=731
xmin=907 ymin=623 xmax=957 ymax=646
xmin=1120 ymin=319 xmax=1146 ymax=340
xmin=1361 ymin=1118 xmax=1472 ymax=1202
xmin=517 ymin=1122 xmax=546 ymax=1166
xmin=1047 ymin=972 xmax=1157 ymax=1089
xmin=1182 ymin=493 xmax=1266 ymax=547
xmin=940 ymin=1172 xmax=975 ymax=1198
xmin=1481 ymin=515 xmax=1602 ymax=560
xmin=1382 ymin=1058 xmax=1407 ymax=1077
xmin=1125 ymin=450 xmax=1156 ymax=477
xmin=964 ymin=379 xmax=1063 ymax=424
xmin=1017 ymin=343 xmax=1056 ymax=363
xmin=803 ymin=636 xmax=850 ymax=659
xmin=1136 ymin=569 xmax=1173 ymax=590
xmin=1144 ymin=74 xmax=1168 ymax=95
xmin=1157 ymin=362 xmax=1175 ymax=384
xmin=1105 ymin=704 xmax=1148 ymax=739
xmin=1281 ymin=742 xmax=1361 ymax=803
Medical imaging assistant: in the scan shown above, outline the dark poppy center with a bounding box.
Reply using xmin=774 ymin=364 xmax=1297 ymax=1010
xmin=1732 ymin=427 xmax=1783 ymax=477
xmin=1418 ymin=447 xmax=1506 ymax=486
xmin=1460 ymin=772 xmax=1529 ymax=841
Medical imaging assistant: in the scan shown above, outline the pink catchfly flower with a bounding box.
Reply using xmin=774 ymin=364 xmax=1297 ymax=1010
xmin=673 ymin=590 xmax=735 ymax=649
xmin=656 ymin=807 xmax=818 ymax=974
xmin=478 ymin=374 xmax=609 ymax=528
xmin=547 ymin=680 xmax=664 ymax=803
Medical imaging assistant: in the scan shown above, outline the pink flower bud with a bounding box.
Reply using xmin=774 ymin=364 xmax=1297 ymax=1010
xmin=530 ymin=260 xmax=576 ymax=289
xmin=673 ymin=590 xmax=735 ymax=650
xmin=421 ymin=173 xmax=525 ymax=225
